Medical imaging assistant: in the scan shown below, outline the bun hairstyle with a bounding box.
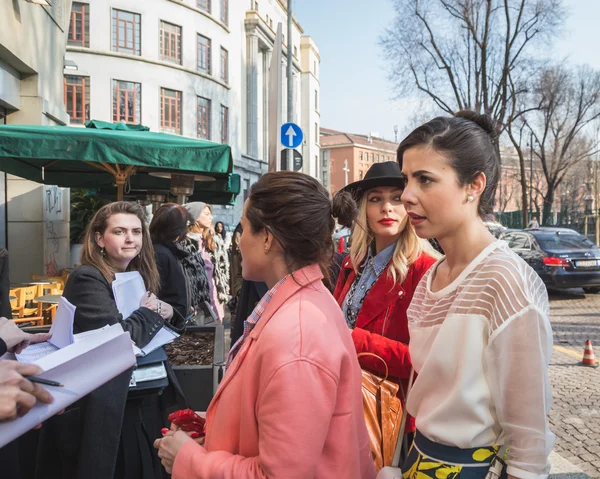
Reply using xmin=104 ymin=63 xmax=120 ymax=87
xmin=331 ymin=190 xmax=358 ymax=229
xmin=245 ymin=171 xmax=357 ymax=277
xmin=397 ymin=109 xmax=501 ymax=217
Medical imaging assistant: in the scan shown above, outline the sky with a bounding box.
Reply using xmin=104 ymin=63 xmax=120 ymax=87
xmin=294 ymin=0 xmax=600 ymax=142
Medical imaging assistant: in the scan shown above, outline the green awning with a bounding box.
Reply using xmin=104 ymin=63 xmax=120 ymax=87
xmin=0 ymin=122 xmax=238 ymax=204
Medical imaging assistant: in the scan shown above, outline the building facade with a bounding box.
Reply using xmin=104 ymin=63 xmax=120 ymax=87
xmin=320 ymin=128 xmax=398 ymax=195
xmin=1 ymin=0 xmax=72 ymax=282
xmin=64 ymin=0 xmax=320 ymax=224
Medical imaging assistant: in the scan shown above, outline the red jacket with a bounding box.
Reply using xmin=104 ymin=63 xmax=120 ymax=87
xmin=333 ymin=252 xmax=436 ymax=433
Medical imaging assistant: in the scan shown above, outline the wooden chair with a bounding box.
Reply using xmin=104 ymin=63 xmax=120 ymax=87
xmin=39 ymin=287 xmax=62 ymax=323
xmin=11 ymin=286 xmax=44 ymax=325
xmin=10 ymin=287 xmax=20 ymax=318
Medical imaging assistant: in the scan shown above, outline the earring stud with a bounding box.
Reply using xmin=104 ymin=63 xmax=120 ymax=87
xmin=467 ymin=195 xmax=474 ymax=202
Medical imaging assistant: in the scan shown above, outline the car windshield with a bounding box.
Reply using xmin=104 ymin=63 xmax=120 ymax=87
xmin=535 ymin=233 xmax=599 ymax=250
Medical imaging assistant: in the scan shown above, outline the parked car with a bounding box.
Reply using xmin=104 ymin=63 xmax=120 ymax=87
xmin=500 ymin=227 xmax=600 ymax=293
xmin=483 ymin=221 xmax=507 ymax=238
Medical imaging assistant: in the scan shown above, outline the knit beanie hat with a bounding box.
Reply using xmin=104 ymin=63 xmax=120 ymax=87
xmin=183 ymin=202 xmax=209 ymax=221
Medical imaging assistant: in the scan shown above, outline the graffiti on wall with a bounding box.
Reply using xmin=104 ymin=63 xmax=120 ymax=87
xmin=43 ymin=186 xmax=68 ymax=276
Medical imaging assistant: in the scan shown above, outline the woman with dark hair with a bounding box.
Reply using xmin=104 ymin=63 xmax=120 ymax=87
xmin=214 ymin=221 xmax=226 ymax=240
xmin=397 ymin=111 xmax=554 ymax=479
xmin=155 ymin=172 xmax=376 ymax=479
xmin=150 ymin=203 xmax=210 ymax=327
xmin=36 ymin=201 xmax=172 ymax=479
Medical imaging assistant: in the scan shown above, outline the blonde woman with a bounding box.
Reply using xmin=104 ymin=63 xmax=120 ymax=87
xmin=333 ymin=161 xmax=439 ymax=440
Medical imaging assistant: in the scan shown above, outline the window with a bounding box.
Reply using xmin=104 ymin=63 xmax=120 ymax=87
xmin=376 ymin=154 xmax=379 ymax=162
xmin=220 ymin=47 xmax=229 ymax=83
xmin=160 ymin=21 xmax=182 ymax=64
xmin=536 ymin=233 xmax=599 ymax=251
xmin=112 ymin=80 xmax=141 ymax=123
xmin=64 ymin=75 xmax=90 ymax=124
xmin=220 ymin=105 xmax=229 ymax=143
xmin=359 ymin=152 xmax=363 ymax=161
xmin=269 ymin=18 xmax=273 ymax=28
xmin=68 ymin=2 xmax=89 ymax=47
xmin=243 ymin=178 xmax=251 ymax=201
xmin=359 ymin=171 xmax=364 ymax=180
xmin=314 ymin=155 xmax=319 ymax=179
xmin=315 ymin=123 xmax=318 ymax=142
xmin=112 ymin=9 xmax=141 ymax=55
xmin=197 ymin=96 xmax=211 ymax=139
xmin=197 ymin=0 xmax=210 ymax=13
xmin=220 ymin=0 xmax=228 ymax=25
xmin=197 ymin=34 xmax=211 ymax=74
xmin=506 ymin=234 xmax=531 ymax=250
xmin=161 ymin=88 xmax=181 ymax=134
xmin=370 ymin=153 xmax=374 ymax=162
xmin=293 ymin=46 xmax=298 ymax=57
xmin=313 ymin=61 xmax=317 ymax=75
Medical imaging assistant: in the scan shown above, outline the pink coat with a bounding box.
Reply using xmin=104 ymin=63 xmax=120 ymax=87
xmin=172 ymin=264 xmax=377 ymax=479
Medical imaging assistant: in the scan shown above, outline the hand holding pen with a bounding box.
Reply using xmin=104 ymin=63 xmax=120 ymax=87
xmin=0 ymin=360 xmax=54 ymax=421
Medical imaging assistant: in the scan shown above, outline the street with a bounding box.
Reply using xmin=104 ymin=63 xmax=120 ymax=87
xmin=549 ymin=289 xmax=600 ymax=478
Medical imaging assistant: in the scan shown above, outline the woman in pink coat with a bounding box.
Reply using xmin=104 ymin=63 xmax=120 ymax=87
xmin=154 ymin=171 xmax=376 ymax=479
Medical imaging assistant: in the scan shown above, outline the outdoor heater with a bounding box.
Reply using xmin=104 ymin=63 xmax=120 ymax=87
xmin=149 ymin=172 xmax=217 ymax=205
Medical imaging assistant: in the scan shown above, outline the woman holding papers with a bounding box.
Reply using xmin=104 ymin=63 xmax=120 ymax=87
xmin=37 ymin=201 xmax=172 ymax=479
xmin=155 ymin=172 xmax=376 ymax=479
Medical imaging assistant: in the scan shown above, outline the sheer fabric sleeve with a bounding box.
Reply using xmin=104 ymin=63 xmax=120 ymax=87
xmin=474 ymin=252 xmax=555 ymax=479
xmin=486 ymin=306 xmax=554 ymax=479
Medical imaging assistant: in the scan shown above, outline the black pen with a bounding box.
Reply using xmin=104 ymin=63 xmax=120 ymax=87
xmin=24 ymin=376 xmax=64 ymax=387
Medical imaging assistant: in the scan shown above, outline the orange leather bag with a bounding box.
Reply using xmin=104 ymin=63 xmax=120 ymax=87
xmin=358 ymin=352 xmax=403 ymax=471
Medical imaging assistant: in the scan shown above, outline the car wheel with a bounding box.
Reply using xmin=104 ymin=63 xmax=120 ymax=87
xmin=583 ymin=287 xmax=600 ymax=294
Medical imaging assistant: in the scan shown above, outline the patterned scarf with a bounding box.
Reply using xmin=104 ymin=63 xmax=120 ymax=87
xmin=173 ymin=238 xmax=210 ymax=313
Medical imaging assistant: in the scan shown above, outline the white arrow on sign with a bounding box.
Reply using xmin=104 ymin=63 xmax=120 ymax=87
xmin=285 ymin=125 xmax=296 ymax=147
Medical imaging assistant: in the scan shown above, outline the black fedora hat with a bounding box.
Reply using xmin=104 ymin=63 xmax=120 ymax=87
xmin=340 ymin=161 xmax=405 ymax=200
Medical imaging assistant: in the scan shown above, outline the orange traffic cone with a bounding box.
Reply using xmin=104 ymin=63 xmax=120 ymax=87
xmin=582 ymin=340 xmax=599 ymax=368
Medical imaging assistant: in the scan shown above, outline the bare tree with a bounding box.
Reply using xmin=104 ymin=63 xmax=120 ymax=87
xmin=524 ymin=66 xmax=600 ymax=225
xmin=381 ymin=0 xmax=564 ymax=133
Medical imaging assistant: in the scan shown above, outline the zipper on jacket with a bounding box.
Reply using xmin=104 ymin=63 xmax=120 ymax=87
xmin=382 ymin=306 xmax=390 ymax=335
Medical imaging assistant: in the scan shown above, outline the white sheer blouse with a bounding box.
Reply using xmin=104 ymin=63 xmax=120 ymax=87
xmin=406 ymin=241 xmax=555 ymax=479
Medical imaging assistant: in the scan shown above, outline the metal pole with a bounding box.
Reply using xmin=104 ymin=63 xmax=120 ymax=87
xmin=529 ymin=132 xmax=533 ymax=224
xmin=595 ymin=160 xmax=599 ymax=245
xmin=286 ymin=0 xmax=293 ymax=170
xmin=596 ymin=128 xmax=600 ymax=245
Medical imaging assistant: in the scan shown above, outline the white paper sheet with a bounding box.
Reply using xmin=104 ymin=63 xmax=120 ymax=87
xmin=48 ymin=297 xmax=76 ymax=348
xmin=141 ymin=326 xmax=179 ymax=356
xmin=112 ymin=272 xmax=146 ymax=319
xmin=0 ymin=324 xmax=136 ymax=448
xmin=15 ymin=342 xmax=59 ymax=363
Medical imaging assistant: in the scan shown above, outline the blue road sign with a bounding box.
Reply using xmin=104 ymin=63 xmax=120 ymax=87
xmin=281 ymin=122 xmax=303 ymax=149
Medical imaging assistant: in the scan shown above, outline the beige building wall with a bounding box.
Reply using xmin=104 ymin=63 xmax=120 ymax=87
xmin=0 ymin=0 xmax=71 ymax=282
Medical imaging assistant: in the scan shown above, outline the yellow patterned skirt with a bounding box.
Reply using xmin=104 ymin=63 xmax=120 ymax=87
xmin=402 ymin=431 xmax=507 ymax=479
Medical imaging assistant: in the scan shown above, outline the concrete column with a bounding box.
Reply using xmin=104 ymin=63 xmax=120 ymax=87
xmin=246 ymin=34 xmax=259 ymax=158
xmin=262 ymin=49 xmax=271 ymax=162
